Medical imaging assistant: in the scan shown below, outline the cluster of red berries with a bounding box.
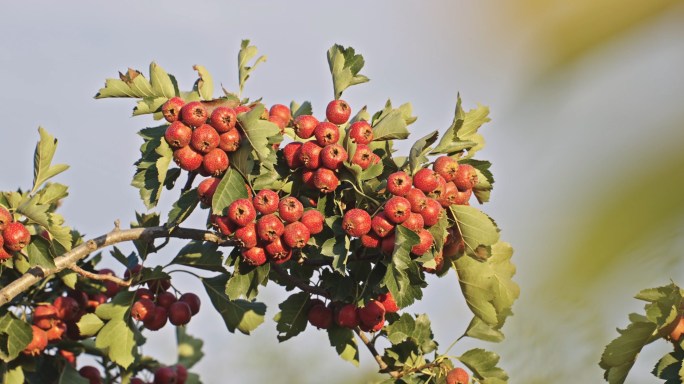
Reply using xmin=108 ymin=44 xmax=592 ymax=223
xmin=0 ymin=206 xmax=31 ymax=261
xmin=281 ymin=99 xmax=379 ymax=193
xmin=307 ymin=291 xmax=399 ymax=332
xmin=210 ymin=189 xmax=325 ymax=266
xmin=341 ymin=156 xmax=476 ymax=273
xmin=78 ymin=363 xmax=188 ymax=384
xmin=131 ymin=282 xmax=201 ymax=330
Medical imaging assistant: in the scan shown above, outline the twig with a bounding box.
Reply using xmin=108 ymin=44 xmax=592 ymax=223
xmin=354 ymin=328 xmax=399 ymax=379
xmin=0 ymin=226 xmax=225 ymax=307
xmin=70 ymin=265 xmax=132 ymax=287
xmin=270 ymin=264 xmax=329 ymax=298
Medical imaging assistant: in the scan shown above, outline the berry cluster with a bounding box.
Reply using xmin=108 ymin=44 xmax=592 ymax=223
xmin=210 ymin=190 xmax=325 ymax=266
xmin=78 ymin=363 xmax=188 ymax=384
xmin=0 ymin=206 xmax=31 ymax=261
xmin=131 ymin=284 xmax=201 ymax=330
xmin=307 ymin=291 xmax=399 ymax=332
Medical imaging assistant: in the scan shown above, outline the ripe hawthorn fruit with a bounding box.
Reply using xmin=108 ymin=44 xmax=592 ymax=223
xmin=147 ymin=277 xmax=172 ymax=294
xmin=348 ymin=120 xmax=373 ymax=144
xmin=380 ymin=233 xmax=396 ymax=254
xmin=0 ymin=206 xmax=11 ymax=231
xmin=131 ymin=298 xmax=156 ymax=322
xmin=377 ymin=292 xmax=399 ymax=313
xmin=313 ymin=168 xmax=340 ymax=193
xmin=179 ymin=292 xmax=201 ymax=316
xmin=358 ymin=300 xmax=386 ymax=331
xmin=161 ymin=97 xmax=185 ymax=123
xmin=54 ymin=296 xmax=80 ymax=322
xmin=197 ymin=177 xmax=221 ymax=206
xmin=227 ymin=198 xmax=257 ymax=227
xmin=453 ymin=163 xmax=478 ymax=191
xmin=33 ymin=304 xmax=58 ymax=330
xmin=269 ymin=104 xmax=291 ymax=124
xmin=175 ymin=364 xmax=189 ymax=384
xmin=384 ymin=196 xmax=412 ymax=224
xmin=156 ymin=291 xmax=177 ymax=309
xmin=164 ymin=121 xmax=193 ymax=149
xmin=446 ymin=367 xmax=470 ymax=384
xmin=413 ymin=168 xmax=440 ymax=193
xmin=46 ymin=322 xmax=66 ymax=342
xmin=669 ymin=315 xmax=684 ymax=342
xmin=3 ymin=222 xmax=30 ymax=251
xmin=299 ymin=141 xmax=322 ymax=170
xmin=453 ymin=188 xmax=472 ymax=206
xmin=202 ymin=148 xmax=229 ymax=176
xmin=301 ymin=169 xmax=316 ymax=188
xmin=314 ymin=121 xmax=340 ymax=146
xmin=173 ymin=146 xmax=203 ymax=171
xmin=256 ymin=214 xmax=285 ymax=242
xmin=439 ymin=181 xmax=459 ymax=207
xmin=209 ymin=106 xmax=238 ymax=133
xmin=78 ymin=365 xmax=103 ymax=384
xmin=351 ymin=144 xmax=373 ymax=170
xmin=234 ymin=104 xmax=251 ymax=115
xmin=335 ymin=303 xmax=360 ymax=328
xmin=264 ymin=237 xmax=291 ymax=262
xmin=411 ymin=229 xmax=434 ymax=256
xmin=371 ymin=212 xmax=394 ymax=238
xmin=154 ymin=366 xmax=177 ymax=384
xmin=23 ymin=326 xmax=48 ymax=356
xmin=343 ymin=209 xmax=372 ymax=237
xmin=282 ymin=142 xmax=303 ymax=169
xmin=406 ymin=188 xmax=428 ymax=213
xmin=269 ymin=114 xmax=288 ymax=132
xmin=300 ymin=209 xmax=325 ymax=235
xmin=320 ymin=144 xmax=348 ymax=170
xmin=143 ymin=306 xmax=168 ymax=331
xmin=234 ymin=222 xmax=258 ymax=248
xmin=420 ymin=198 xmax=443 ymax=227
xmin=293 ymin=115 xmax=319 ymax=139
xmin=326 ymin=99 xmax=351 ymax=124
xmin=98 ymin=269 xmax=121 ymax=298
xmin=387 ymin=171 xmax=412 ymax=196
xmin=361 ymin=232 xmax=381 ymax=248
xmin=179 ymin=101 xmax=208 ymax=127
xmin=218 ymin=129 xmax=241 ymax=152
xmin=433 ymin=156 xmax=459 ymax=182
xmin=278 ymin=197 xmax=304 ymax=223
xmin=401 ymin=212 xmax=424 ymax=232
xmin=282 ymin=222 xmax=311 ymax=249
xmin=168 ymin=301 xmax=193 ymax=326
xmin=308 ymin=303 xmax=333 ymax=329
xmin=253 ymin=189 xmax=280 ymax=215
xmin=242 ymin=246 xmax=267 ymax=266
xmin=190 ymin=124 xmax=220 ymax=154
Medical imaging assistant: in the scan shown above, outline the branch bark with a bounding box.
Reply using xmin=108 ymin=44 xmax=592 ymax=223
xmin=354 ymin=328 xmax=399 ymax=379
xmin=0 ymin=226 xmax=226 ymax=307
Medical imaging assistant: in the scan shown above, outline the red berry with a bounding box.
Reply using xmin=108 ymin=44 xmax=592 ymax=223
xmin=131 ymin=298 xmax=156 ymax=321
xmin=293 ymin=115 xmax=319 ymax=139
xmin=164 ymin=121 xmax=193 ymax=149
xmin=154 ymin=366 xmax=177 ymax=384
xmin=269 ymin=115 xmax=288 ymax=132
xmin=278 ymin=197 xmax=304 ymax=223
xmin=156 ymin=291 xmax=177 ymax=309
xmin=162 ymin=97 xmax=185 ymax=123
xmin=256 ymin=214 xmax=285 ymax=242
xmin=342 ymin=209 xmax=372 ymax=237
xmin=282 ymin=142 xmax=303 ymax=169
xmin=179 ymin=293 xmax=201 ymax=316
xmin=201 ymin=148 xmax=229 ymax=176
xmin=371 ymin=212 xmax=395 ymax=238
xmin=335 ymin=304 xmax=359 ymax=328
xmin=326 ymin=100 xmax=351 ymax=125
xmin=197 ymin=177 xmax=221 ymax=206
xmin=2 ymin=222 xmax=30 ymax=252
xmin=218 ymin=129 xmax=241 ymax=152
xmin=253 ymin=189 xmax=280 ymax=215
xmin=46 ymin=322 xmax=66 ymax=342
xmin=348 ymin=120 xmax=373 ymax=145
xmin=213 ymin=215 xmax=237 ymax=236
xmin=227 ymin=199 xmax=257 ymax=227
xmin=282 ymin=222 xmax=311 ymax=249
xmin=350 ymin=144 xmax=373 ymax=170
xmin=358 ymin=300 xmax=385 ymax=331
xmin=313 ymin=168 xmax=340 ymax=193
xmin=421 ymin=198 xmax=443 ymax=227
xmin=360 ymin=232 xmax=381 ymax=248
xmin=86 ymin=293 xmax=108 ymax=312
xmin=143 ymin=306 xmax=168 ymax=331
xmin=173 ymin=146 xmax=203 ymax=171
xmin=33 ymin=304 xmax=58 ymax=330
xmin=439 ymin=181 xmax=459 ymax=207
xmin=401 ymin=212 xmax=425 ymax=232
xmin=0 ymin=206 xmax=11 ymax=232
xmin=314 ymin=121 xmax=340 ymax=146
xmin=320 ymin=144 xmax=348 ymax=170
xmin=190 ymin=124 xmax=220 ymax=154
xmin=301 ymin=169 xmax=316 ymax=188
xmin=308 ymin=303 xmax=333 ymax=329
xmin=130 ymin=379 xmax=145 ymax=384
xmin=0 ymin=247 xmax=11 ymax=261
xmin=413 ymin=168 xmax=440 ymax=193
xmin=406 ymin=188 xmax=428 ymax=213
xmin=453 ymin=189 xmax=473 ymax=206
xmin=180 ymin=101 xmax=208 ymax=127
xmin=299 ymin=141 xmax=322 ymax=170
xmin=54 ymin=296 xmax=80 ymax=322
xmin=269 ymin=104 xmax=291 ymax=124
xmin=264 ymin=236 xmax=292 ymax=262
xmin=384 ymin=196 xmax=412 ymax=224
xmin=377 ymin=292 xmax=399 ymax=313
xmin=411 ymin=229 xmax=434 ymax=256
xmin=427 ymin=175 xmax=448 ymax=201
xmin=147 ymin=277 xmax=172 ymax=294
xmin=209 ymin=106 xmax=238 ymax=133
xmin=23 ymin=326 xmax=48 ymax=356
xmin=136 ymin=288 xmax=155 ymax=301
xmin=234 ymin=222 xmax=257 ymax=248
xmin=380 ymin=233 xmax=396 ymax=254
xmin=241 ymin=246 xmax=267 ymax=266
xmin=300 ymin=210 xmax=325 ymax=235
xmin=387 ymin=171 xmax=412 ymax=196
xmin=168 ymin=301 xmax=192 ymax=326
xmin=453 ymin=164 xmax=478 ymax=191
xmin=98 ymin=269 xmax=120 ymax=298
xmin=446 ymin=367 xmax=470 ymax=384
xmin=433 ymin=156 xmax=460 ymax=182
xmin=175 ymin=364 xmax=189 ymax=384
xmin=78 ymin=365 xmax=103 ymax=384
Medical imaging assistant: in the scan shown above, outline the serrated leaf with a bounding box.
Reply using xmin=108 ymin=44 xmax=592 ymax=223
xmin=16 ymin=194 xmax=50 ymax=228
xmin=77 ymin=313 xmax=105 ymax=337
xmin=433 ymin=96 xmax=491 ymax=159
xmin=385 ymin=313 xmax=416 ymax=345
xmin=600 ymin=318 xmax=658 ymax=384
xmin=31 ymin=127 xmax=69 ymax=194
xmin=26 ymin=236 xmax=55 ymax=269
xmin=211 ymin=168 xmax=249 ymax=215
xmin=36 ymin=183 xmax=68 ymax=206
xmin=273 ymin=292 xmax=309 ymax=342
xmin=177 ymin=327 xmax=204 ymax=369
xmin=290 ymin=101 xmax=312 ymax=118
xmin=166 ymin=188 xmax=199 ymax=227
xmin=131 ymin=126 xmax=173 ymax=209
xmin=0 ymin=313 xmax=33 ymax=363
xmin=95 ymin=318 xmax=137 ymax=368
xmin=150 ymin=62 xmax=177 ymax=99
xmin=455 ymin=242 xmax=519 ymax=328
xmin=327 ymin=44 xmax=369 ymax=99
xmin=193 ymin=65 xmax=214 ymax=100
xmin=171 ymin=241 xmax=224 ymax=272
xmin=372 ymin=101 xmax=415 ymax=141
xmin=328 ymin=327 xmax=359 ymax=366
xmin=225 ymin=262 xmax=270 ymax=301
xmin=201 ymin=275 xmax=265 ymax=335
xmin=132 ymin=212 xmax=160 ymax=259
xmin=464 ymin=317 xmax=505 ymax=343
xmin=383 ymin=226 xmax=424 ymax=308
xmin=408 ymin=131 xmax=439 ymax=174
xmin=236 ymin=104 xmax=281 ymax=169
xmin=229 ymin=139 xmax=255 ymax=180
xmin=58 ymin=269 xmax=78 ymax=289
xmin=458 ymin=348 xmax=509 ymax=383
xmin=238 ymin=40 xmax=267 ymax=96
xmin=450 ymin=205 xmax=499 ymax=257
xmin=652 ymin=352 xmax=683 ymax=383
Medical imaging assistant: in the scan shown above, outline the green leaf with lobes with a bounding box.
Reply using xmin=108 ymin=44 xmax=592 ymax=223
xmin=0 ymin=313 xmax=33 ymax=363
xmin=77 ymin=313 xmax=105 ymax=337
xmin=3 ymin=365 xmax=25 ymax=384
xmin=94 ymin=63 xmax=178 ymax=104
xmin=236 ymin=104 xmax=282 ymax=170
xmin=211 ymin=168 xmax=249 ymax=215
xmin=238 ymin=40 xmax=267 ymax=96
xmin=431 ymin=95 xmax=490 ymax=159
xmin=290 ymin=100 xmax=312 ymax=118
xmin=327 ymin=44 xmax=369 ymax=99
xmin=131 ymin=126 xmax=173 ymax=210
xmin=171 ymin=241 xmax=225 ymax=273
xmin=383 ymin=226 xmax=424 ymax=308
xmin=273 ymin=292 xmax=309 ymax=342
xmin=26 ymin=236 xmax=56 ymax=269
xmin=458 ymin=348 xmax=509 ymax=383
xmin=371 ymin=100 xmax=416 ymax=141
xmin=384 ymin=313 xmax=437 ymax=354
xmin=407 ymin=130 xmax=439 ymax=175
xmin=94 ymin=318 xmax=137 ymax=369
xmin=176 ymin=327 xmax=204 ymax=370
xmin=651 ymin=351 xmax=684 ymax=384
xmin=32 ymin=127 xmax=69 ymax=195
xmin=225 ymin=261 xmax=270 ymax=301
xmin=193 ymin=65 xmax=214 ymax=100
xmin=201 ymin=275 xmax=266 ymax=335
xmin=450 ymin=205 xmax=500 ymax=258
xmin=166 ymin=187 xmax=199 ymax=228
xmin=327 ymin=327 xmax=359 ymax=367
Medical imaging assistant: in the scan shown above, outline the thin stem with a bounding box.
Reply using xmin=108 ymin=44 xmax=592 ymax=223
xmin=354 ymin=328 xmax=399 ymax=379
xmin=70 ymin=265 xmax=132 ymax=287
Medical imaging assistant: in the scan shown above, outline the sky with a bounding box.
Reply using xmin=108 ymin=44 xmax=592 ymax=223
xmin=1 ymin=1 xmax=684 ymax=383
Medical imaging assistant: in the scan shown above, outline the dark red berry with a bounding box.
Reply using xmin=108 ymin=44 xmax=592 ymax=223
xmin=162 ymin=97 xmax=185 ymax=123
xmin=242 ymin=246 xmax=267 ymax=266
xmin=342 ymin=209 xmax=372 ymax=237
xmin=371 ymin=212 xmax=395 ymax=238
xmin=326 ymin=100 xmax=351 ymax=125
xmin=164 ymin=121 xmax=192 ymax=149
xmin=143 ymin=306 xmax=168 ymax=331
xmin=218 ymin=129 xmax=241 ymax=152
xmin=299 ymin=141 xmax=322 ymax=170
xmin=348 ymin=120 xmax=373 ymax=144
xmin=180 ymin=101 xmax=208 ymax=127
xmin=278 ymin=197 xmax=304 ymax=223
xmin=201 ymin=148 xmax=229 ymax=176
xmin=308 ymin=303 xmax=333 ymax=329
xmin=131 ymin=298 xmax=156 ymax=321
xmin=350 ymin=144 xmax=373 ymax=170
xmin=179 ymin=293 xmax=201 ymax=316
xmin=168 ymin=301 xmax=192 ymax=326
xmin=209 ymin=106 xmax=238 ymax=133
xmin=293 ymin=115 xmax=319 ymax=139
xmin=234 ymin=222 xmax=258 ymax=248
xmin=300 ymin=210 xmax=325 ymax=235
xmin=2 ymin=222 xmax=30 ymax=252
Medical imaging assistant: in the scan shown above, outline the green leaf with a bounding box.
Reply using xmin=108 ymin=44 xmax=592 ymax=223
xmin=201 ymin=275 xmax=265 ymax=335
xmin=166 ymin=188 xmax=200 ymax=228
xmin=176 ymin=327 xmax=204 ymax=369
xmin=211 ymin=168 xmax=249 ymax=215
xmin=36 ymin=183 xmax=69 ymax=206
xmin=95 ymin=291 xmax=136 ymax=321
xmin=4 ymin=364 xmax=25 ymax=384
xmin=273 ymin=292 xmax=309 ymax=342
xmin=133 ymin=97 xmax=167 ymax=117
xmin=383 ymin=226 xmax=424 ymax=308
xmin=132 ymin=212 xmax=160 ymax=259
xmin=455 ymin=242 xmax=519 ymax=328
xmin=431 ymin=96 xmax=490 ymax=159
xmin=600 ymin=317 xmax=658 ymax=384
xmin=131 ymin=126 xmax=173 ymax=209
xmin=193 ymin=65 xmax=214 ymax=100
xmin=31 ymin=127 xmax=69 ymax=194
xmin=290 ymin=101 xmax=312 ymax=118
xmin=458 ymin=348 xmax=509 ymax=383
xmin=462 ymin=159 xmax=494 ymax=204
xmin=26 ymin=236 xmax=55 ymax=269
xmin=652 ymin=352 xmax=683 ymax=384
xmin=16 ymin=194 xmax=50 ymax=228
xmin=0 ymin=313 xmax=33 ymax=363
xmin=236 ymin=104 xmax=281 ymax=169
xmin=328 ymin=327 xmax=359 ymax=366
xmin=229 ymin=139 xmax=255 ymax=180
xmin=372 ymin=101 xmax=416 ymax=141
xmin=464 ymin=317 xmax=505 ymax=343
xmin=149 ymin=62 xmax=177 ymax=98
xmin=450 ymin=205 xmax=500 ymax=258
xmin=225 ymin=262 xmax=270 ymax=301
xmin=95 ymin=318 xmax=137 ymax=369
xmin=327 ymin=44 xmax=369 ymax=99
xmin=95 ymin=68 xmax=154 ymax=99
xmin=238 ymin=40 xmax=267 ymax=96
xmin=408 ymin=131 xmax=439 ymax=174
xmin=171 ymin=241 xmax=225 ymax=272
xmin=58 ymin=364 xmax=89 ymax=384
xmin=384 ymin=314 xmax=436 ymax=354
xmin=77 ymin=313 xmax=105 ymax=337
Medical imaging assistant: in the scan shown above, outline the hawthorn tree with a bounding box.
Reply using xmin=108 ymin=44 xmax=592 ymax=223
xmin=0 ymin=41 xmax=518 ymax=384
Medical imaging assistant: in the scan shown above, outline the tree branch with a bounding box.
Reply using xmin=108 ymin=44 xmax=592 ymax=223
xmin=270 ymin=263 xmax=329 ymax=298
xmin=0 ymin=226 xmax=227 ymax=307
xmin=354 ymin=328 xmax=399 ymax=379
xmin=70 ymin=265 xmax=132 ymax=287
